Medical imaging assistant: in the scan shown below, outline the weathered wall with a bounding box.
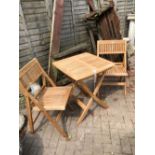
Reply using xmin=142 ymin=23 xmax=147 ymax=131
xmin=60 ymin=0 xmax=91 ymax=51
xmin=19 ymin=0 xmax=52 ymax=70
xmin=19 ymin=0 xmax=91 ymax=70
xmin=115 ymin=0 xmax=135 ymax=37
xmin=19 ymin=0 xmax=135 ymax=69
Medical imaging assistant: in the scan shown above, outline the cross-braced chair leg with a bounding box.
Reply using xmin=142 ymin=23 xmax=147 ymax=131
xmin=25 ymin=97 xmax=34 ymax=133
xmin=124 ymin=77 xmax=127 ymax=96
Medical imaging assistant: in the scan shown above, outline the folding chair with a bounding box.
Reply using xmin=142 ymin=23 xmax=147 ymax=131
xmin=97 ymin=40 xmax=128 ymax=95
xmin=19 ymin=58 xmax=72 ymax=139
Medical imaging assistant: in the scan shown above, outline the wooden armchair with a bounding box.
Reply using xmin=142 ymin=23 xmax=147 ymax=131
xmin=97 ymin=40 xmax=128 ymax=95
xmin=19 ymin=58 xmax=72 ymax=139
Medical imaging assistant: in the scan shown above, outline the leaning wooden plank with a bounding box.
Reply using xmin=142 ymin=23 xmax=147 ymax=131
xmin=53 ymin=42 xmax=89 ymax=59
xmin=87 ymin=28 xmax=96 ymax=54
xmin=48 ymin=0 xmax=64 ymax=75
xmin=110 ymin=8 xmax=121 ymax=39
xmin=84 ymin=11 xmax=97 ymax=20
xmin=86 ymin=0 xmax=96 ymax=11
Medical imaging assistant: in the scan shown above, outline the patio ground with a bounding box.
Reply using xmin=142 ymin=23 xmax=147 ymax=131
xmin=21 ymin=70 xmax=135 ymax=155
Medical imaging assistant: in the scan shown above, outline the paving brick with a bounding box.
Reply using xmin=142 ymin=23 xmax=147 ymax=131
xmin=85 ymin=115 xmax=93 ymax=127
xmin=110 ymin=122 xmax=122 ymax=130
xmin=110 ymin=129 xmax=118 ymax=136
xmin=22 ymin=143 xmax=32 ymax=155
xmin=103 ymin=153 xmax=113 ymax=155
xmin=91 ymin=127 xmax=102 ymax=135
xmin=74 ymin=150 xmax=82 ymax=155
xmin=85 ymin=133 xmax=93 ymax=143
xmin=48 ymin=130 xmax=59 ymax=148
xmin=75 ymin=141 xmax=84 ymax=150
xmin=118 ymin=130 xmax=127 ymax=139
xmin=94 ymin=133 xmax=111 ymax=144
xmin=55 ymin=141 xmax=66 ymax=155
xmin=100 ymin=109 xmax=108 ymax=116
xmin=101 ymin=122 xmax=109 ymax=131
xmin=36 ymin=147 xmax=44 ymax=155
xmin=42 ymin=148 xmax=56 ymax=155
xmin=111 ymin=136 xmax=121 ymax=145
xmin=103 ymin=144 xmax=113 ymax=153
xmin=93 ymin=115 xmax=101 ymax=128
xmin=101 ymin=115 xmax=109 ymax=123
xmin=84 ymin=138 xmax=93 ymax=154
xmin=28 ymin=147 xmax=39 ymax=155
xmin=68 ymin=127 xmax=78 ymax=141
xmin=31 ymin=136 xmax=43 ymax=148
xmin=64 ymin=148 xmax=74 ymax=155
xmin=77 ymin=127 xmax=85 ymax=142
xmin=42 ymin=124 xmax=54 ymax=140
xmin=93 ymin=105 xmax=102 ymax=116
xmin=93 ymin=143 xmax=104 ymax=155
xmin=108 ymin=115 xmax=124 ymax=123
xmin=103 ymin=143 xmax=122 ymax=154
xmin=112 ymin=144 xmax=122 ymax=153
xmin=131 ymin=146 xmax=135 ymax=155
xmin=42 ymin=138 xmax=50 ymax=148
xmin=121 ymin=138 xmax=132 ymax=154
xmin=128 ymin=137 xmax=135 ymax=146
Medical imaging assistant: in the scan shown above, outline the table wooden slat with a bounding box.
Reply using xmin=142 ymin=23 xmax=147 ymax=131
xmin=53 ymin=52 xmax=114 ymax=81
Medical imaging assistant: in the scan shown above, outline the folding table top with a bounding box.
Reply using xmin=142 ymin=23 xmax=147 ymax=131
xmin=53 ymin=52 xmax=114 ymax=81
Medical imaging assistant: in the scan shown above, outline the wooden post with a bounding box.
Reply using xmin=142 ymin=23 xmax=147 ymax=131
xmin=48 ymin=0 xmax=65 ymax=75
xmin=87 ymin=0 xmax=96 ymax=11
xmin=87 ymin=27 xmax=96 ymax=54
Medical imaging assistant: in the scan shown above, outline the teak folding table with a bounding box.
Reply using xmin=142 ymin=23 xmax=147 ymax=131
xmin=53 ymin=52 xmax=114 ymax=124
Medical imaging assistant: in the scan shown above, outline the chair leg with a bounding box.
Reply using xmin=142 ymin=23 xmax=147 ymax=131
xmin=42 ymin=110 xmax=68 ymax=139
xmin=56 ymin=111 xmax=63 ymax=122
xmin=25 ymin=97 xmax=34 ymax=133
xmin=124 ymin=78 xmax=127 ymax=96
xmin=124 ymin=85 xmax=127 ymax=96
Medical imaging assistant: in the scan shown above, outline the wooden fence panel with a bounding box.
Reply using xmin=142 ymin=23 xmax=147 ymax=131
xmin=20 ymin=0 xmax=93 ymax=71
xmin=19 ymin=0 xmax=134 ymax=70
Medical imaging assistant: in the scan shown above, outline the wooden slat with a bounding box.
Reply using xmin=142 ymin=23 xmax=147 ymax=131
xmin=23 ymin=8 xmax=46 ymax=15
xmin=97 ymin=40 xmax=126 ymax=55
xmin=105 ymin=64 xmax=128 ymax=76
xmin=53 ymin=52 xmax=114 ymax=81
xmin=21 ymin=1 xmax=45 ymax=9
xmin=24 ymin=13 xmax=48 ymax=22
xmin=30 ymin=33 xmax=50 ymax=42
xmin=48 ymin=0 xmax=65 ymax=75
xmin=76 ymin=99 xmax=86 ymax=110
xmin=33 ymin=87 xmax=72 ymax=111
xmin=26 ymin=21 xmax=49 ymax=29
xmin=102 ymin=82 xmax=125 ymax=86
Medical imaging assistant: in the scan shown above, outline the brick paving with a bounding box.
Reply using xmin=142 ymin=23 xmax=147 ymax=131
xmin=21 ymin=74 xmax=135 ymax=155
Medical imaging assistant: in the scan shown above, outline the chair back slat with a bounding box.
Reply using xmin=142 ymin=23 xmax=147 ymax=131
xmin=97 ymin=40 xmax=126 ymax=55
xmin=19 ymin=58 xmax=42 ymax=89
xmin=97 ymin=39 xmax=127 ymax=69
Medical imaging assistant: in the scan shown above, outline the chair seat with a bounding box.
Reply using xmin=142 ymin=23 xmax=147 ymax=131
xmin=105 ymin=64 xmax=128 ymax=76
xmin=33 ymin=86 xmax=72 ymax=111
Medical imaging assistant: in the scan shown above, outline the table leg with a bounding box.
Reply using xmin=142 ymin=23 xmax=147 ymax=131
xmin=77 ymin=74 xmax=108 ymax=124
xmin=77 ymin=76 xmax=109 ymax=109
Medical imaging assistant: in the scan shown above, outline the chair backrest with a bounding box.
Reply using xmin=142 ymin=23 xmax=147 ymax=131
xmin=97 ymin=40 xmax=127 ymax=67
xmin=19 ymin=58 xmax=55 ymax=97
